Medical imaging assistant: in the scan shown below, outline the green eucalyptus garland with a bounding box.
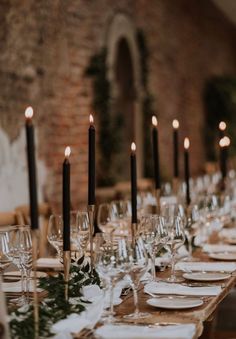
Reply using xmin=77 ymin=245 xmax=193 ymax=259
xmin=9 ymin=258 xmax=100 ymax=339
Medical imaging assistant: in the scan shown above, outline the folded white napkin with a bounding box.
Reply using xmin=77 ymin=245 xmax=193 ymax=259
xmin=52 ymin=292 xmax=104 ymax=336
xmin=221 ymin=229 xmax=236 ymax=239
xmin=176 ymin=261 xmax=236 ymax=273
xmin=144 ymin=281 xmax=221 ymax=296
xmin=36 ymin=258 xmax=63 ymax=270
xmin=2 ymin=280 xmax=43 ymax=293
xmin=203 ymin=244 xmax=236 ymax=253
xmin=81 ymin=283 xmax=123 ymax=309
xmin=95 ymin=323 xmax=196 ymax=339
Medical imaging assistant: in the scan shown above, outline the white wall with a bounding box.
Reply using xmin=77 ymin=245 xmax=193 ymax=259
xmin=0 ymin=127 xmax=47 ymax=212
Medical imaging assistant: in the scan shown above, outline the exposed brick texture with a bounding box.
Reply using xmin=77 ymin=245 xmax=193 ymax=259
xmin=0 ymin=0 xmax=236 ymax=212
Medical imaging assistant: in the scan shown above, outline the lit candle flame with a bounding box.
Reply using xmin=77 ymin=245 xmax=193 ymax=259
xmin=220 ymin=136 xmax=230 ymax=147
xmin=25 ymin=106 xmax=33 ymax=119
xmin=89 ymin=114 xmax=94 ymax=124
xmin=172 ymin=119 xmax=179 ymax=129
xmin=219 ymin=121 xmax=226 ymax=131
xmin=65 ymin=146 xmax=71 ymax=158
xmin=152 ymin=116 xmax=158 ymax=127
xmin=131 ymin=142 xmax=136 ymax=152
xmin=184 ymin=137 xmax=190 ymax=150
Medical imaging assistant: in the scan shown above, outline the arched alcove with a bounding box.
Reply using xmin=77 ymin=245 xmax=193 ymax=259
xmin=106 ymin=14 xmax=144 ymax=181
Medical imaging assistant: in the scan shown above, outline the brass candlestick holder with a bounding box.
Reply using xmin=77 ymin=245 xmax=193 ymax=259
xmin=32 ymin=229 xmax=39 ymax=339
xmin=88 ymin=204 xmax=95 ymax=267
xmin=63 ymin=250 xmax=71 ymax=301
xmin=0 ymin=276 xmax=10 ymax=339
xmin=154 ymin=188 xmax=161 ymax=214
xmin=131 ymin=222 xmax=137 ymax=247
xmin=172 ymin=177 xmax=179 ymax=196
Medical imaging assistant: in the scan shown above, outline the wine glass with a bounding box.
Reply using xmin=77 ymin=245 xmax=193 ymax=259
xmin=18 ymin=226 xmax=32 ymax=303
xmin=0 ymin=231 xmax=12 ymax=275
xmin=139 ymin=215 xmax=168 ymax=281
xmin=7 ymin=226 xmax=31 ymax=305
xmin=122 ymin=237 xmax=150 ymax=320
xmin=76 ymin=211 xmax=90 ymax=257
xmin=47 ymin=214 xmax=63 ymax=258
xmin=110 ymin=200 xmax=131 ymax=236
xmin=95 ymin=239 xmax=125 ymax=322
xmin=166 ymin=216 xmax=185 ymax=282
xmin=185 ymin=205 xmax=200 ymax=260
xmin=97 ymin=203 xmax=116 ymax=240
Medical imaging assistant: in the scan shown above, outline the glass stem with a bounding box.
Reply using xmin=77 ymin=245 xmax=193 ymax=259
xmin=108 ymin=278 xmax=115 ymax=321
xmin=131 ymin=282 xmax=139 ymax=315
xmin=20 ymin=268 xmax=25 ymax=299
xmin=151 ymin=254 xmax=156 ymax=281
xmin=171 ymin=248 xmax=176 ymax=281
xmin=188 ymin=235 xmax=193 ymax=257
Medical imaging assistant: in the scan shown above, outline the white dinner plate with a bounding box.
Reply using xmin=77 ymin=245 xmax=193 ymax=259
xmin=208 ymin=253 xmax=236 ymax=261
xmin=183 ymin=272 xmax=231 ymax=282
xmin=147 ymin=297 xmax=203 ymax=310
xmin=4 ymin=271 xmax=47 ymax=278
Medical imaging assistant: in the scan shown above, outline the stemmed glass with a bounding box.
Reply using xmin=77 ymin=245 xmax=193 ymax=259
xmin=139 ymin=215 xmax=168 ymax=281
xmin=123 ymin=236 xmax=150 ymax=320
xmin=110 ymin=200 xmax=131 ymax=235
xmin=47 ymin=214 xmax=63 ymax=258
xmin=166 ymin=216 xmax=185 ymax=282
xmin=0 ymin=232 xmax=12 ymax=276
xmin=97 ymin=204 xmax=116 ymax=240
xmin=73 ymin=211 xmax=90 ymax=258
xmin=95 ymin=238 xmax=125 ymax=322
xmin=185 ymin=205 xmax=200 ymax=260
xmin=7 ymin=226 xmax=32 ymax=305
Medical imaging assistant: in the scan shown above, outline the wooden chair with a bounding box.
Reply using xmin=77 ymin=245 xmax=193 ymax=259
xmin=0 ymin=211 xmax=23 ymax=227
xmin=15 ymin=203 xmax=52 ymax=257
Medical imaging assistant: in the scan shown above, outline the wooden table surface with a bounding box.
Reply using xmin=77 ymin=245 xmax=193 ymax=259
xmin=114 ymin=249 xmax=236 ymax=338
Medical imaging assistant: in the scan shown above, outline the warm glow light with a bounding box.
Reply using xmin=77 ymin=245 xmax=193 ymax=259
xmin=172 ymin=119 xmax=179 ymax=129
xmin=224 ymin=136 xmax=230 ymax=147
xmin=65 ymin=146 xmax=71 ymax=158
xmin=89 ymin=114 xmax=94 ymax=124
xmin=219 ymin=121 xmax=226 ymax=131
xmin=152 ymin=115 xmax=158 ymax=127
xmin=219 ymin=138 xmax=225 ymax=147
xmin=25 ymin=106 xmax=33 ymax=119
xmin=131 ymin=142 xmax=136 ymax=152
xmin=184 ymin=137 xmax=190 ymax=150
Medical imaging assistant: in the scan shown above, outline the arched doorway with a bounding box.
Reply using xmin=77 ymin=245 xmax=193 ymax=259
xmin=106 ymin=14 xmax=143 ymax=182
xmin=112 ymin=38 xmax=136 ymax=181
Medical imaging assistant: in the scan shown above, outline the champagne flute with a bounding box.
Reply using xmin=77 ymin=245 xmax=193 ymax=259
xmin=185 ymin=204 xmax=200 ymax=260
xmin=47 ymin=214 xmax=63 ymax=258
xmin=19 ymin=227 xmax=32 ymax=303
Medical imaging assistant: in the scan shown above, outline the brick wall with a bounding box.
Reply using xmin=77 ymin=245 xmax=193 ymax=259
xmin=0 ymin=0 xmax=236 ymax=212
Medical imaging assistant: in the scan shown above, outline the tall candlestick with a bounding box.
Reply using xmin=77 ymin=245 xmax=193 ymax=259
xmin=63 ymin=146 xmax=71 ymax=252
xmin=172 ymin=119 xmax=179 ymax=178
xmin=219 ymin=121 xmax=226 ymax=139
xmin=184 ymin=138 xmax=191 ymax=206
xmin=25 ymin=107 xmax=39 ymax=230
xmin=219 ymin=136 xmax=230 ymax=180
xmin=88 ymin=114 xmax=95 ymax=205
xmin=152 ymin=116 xmax=161 ymax=189
xmin=130 ymin=142 xmax=137 ymax=224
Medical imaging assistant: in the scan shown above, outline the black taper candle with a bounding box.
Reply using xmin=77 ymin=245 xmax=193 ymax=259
xmin=219 ymin=121 xmax=226 ymax=139
xmin=63 ymin=147 xmax=71 ymax=251
xmin=88 ymin=114 xmax=95 ymax=205
xmin=130 ymin=142 xmax=137 ymax=224
xmin=184 ymin=138 xmax=191 ymax=206
xmin=25 ymin=107 xmax=39 ymax=230
xmin=172 ymin=119 xmax=179 ymax=178
xmin=152 ymin=116 xmax=161 ymax=189
xmin=219 ymin=136 xmax=230 ymax=180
